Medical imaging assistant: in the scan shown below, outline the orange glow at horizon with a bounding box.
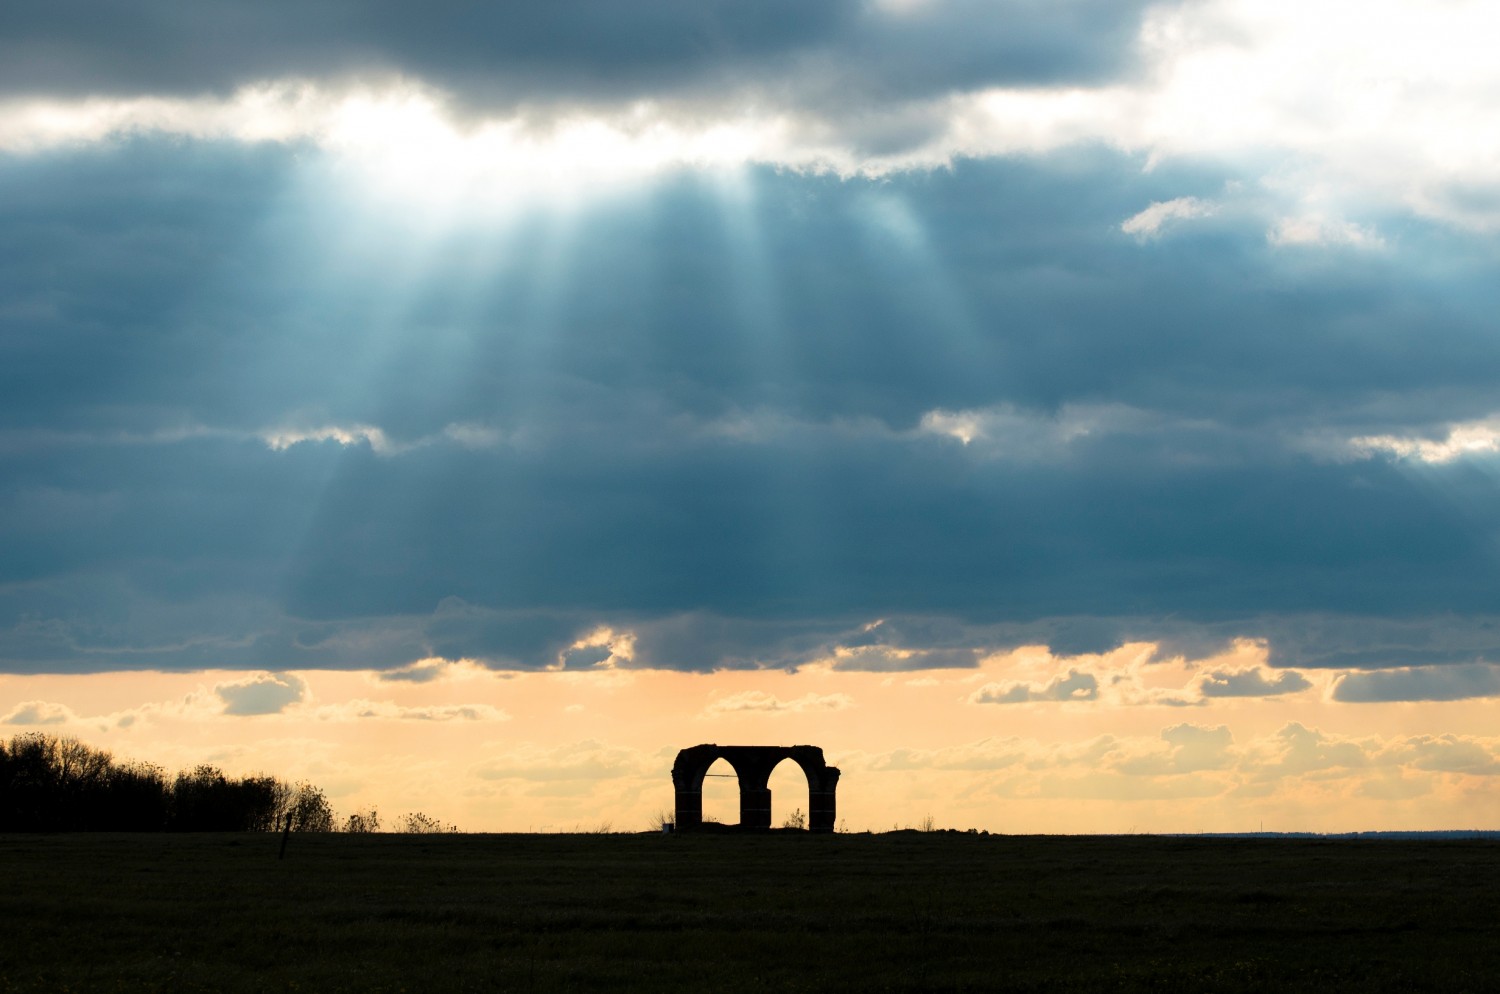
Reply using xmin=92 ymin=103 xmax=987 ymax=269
xmin=3 ymin=641 xmax=1499 ymax=835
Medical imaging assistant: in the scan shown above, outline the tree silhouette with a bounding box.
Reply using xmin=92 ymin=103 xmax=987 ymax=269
xmin=0 ymin=734 xmax=168 ymax=831
xmin=0 ymin=733 xmax=326 ymax=833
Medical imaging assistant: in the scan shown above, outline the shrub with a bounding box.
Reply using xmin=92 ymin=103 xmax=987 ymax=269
xmin=343 ymin=808 xmax=380 ymax=833
xmin=395 ymin=811 xmax=459 ymax=833
xmin=287 ymin=782 xmax=335 ymax=832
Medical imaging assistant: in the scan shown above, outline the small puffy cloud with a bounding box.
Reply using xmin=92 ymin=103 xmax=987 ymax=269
xmin=1160 ymin=723 xmax=1234 ymax=770
xmin=1115 ymin=723 xmax=1234 ymax=775
xmin=1262 ymin=722 xmax=1371 ymax=775
xmin=1331 ymin=664 xmax=1500 ymax=703
xmin=1121 ymin=197 xmax=1217 ymax=239
xmin=1398 ymin=735 xmax=1500 ymax=776
xmin=1 ymin=700 xmax=75 ymax=725
xmin=918 ymin=409 xmax=987 ymax=446
xmin=1198 ymin=667 xmax=1311 ymax=698
xmin=215 ymin=671 xmax=307 ymax=716
xmin=969 ymin=668 xmax=1098 ymax=705
xmin=702 ymin=691 xmax=854 ymax=715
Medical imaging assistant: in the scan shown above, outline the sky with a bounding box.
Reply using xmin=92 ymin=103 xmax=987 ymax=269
xmin=3 ymin=0 xmax=1500 ymax=833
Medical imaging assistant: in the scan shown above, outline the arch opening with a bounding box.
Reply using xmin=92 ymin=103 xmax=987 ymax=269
xmin=699 ymin=757 xmax=738 ymax=826
xmin=768 ymin=757 xmax=810 ymax=829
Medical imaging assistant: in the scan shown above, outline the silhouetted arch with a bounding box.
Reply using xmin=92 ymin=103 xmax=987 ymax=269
xmin=671 ymin=744 xmax=840 ymax=832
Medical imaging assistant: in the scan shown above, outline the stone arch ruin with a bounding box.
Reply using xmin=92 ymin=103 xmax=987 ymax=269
xmin=671 ymin=744 xmax=840 ymax=832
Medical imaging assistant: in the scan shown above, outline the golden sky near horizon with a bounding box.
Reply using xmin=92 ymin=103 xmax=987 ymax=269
xmin=6 ymin=641 xmax=1498 ymax=834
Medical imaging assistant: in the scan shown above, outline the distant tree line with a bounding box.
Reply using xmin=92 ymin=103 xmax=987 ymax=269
xmin=0 ymin=733 xmax=455 ymax=833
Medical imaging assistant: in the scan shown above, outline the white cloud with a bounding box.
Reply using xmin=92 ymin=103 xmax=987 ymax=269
xmin=0 ymin=85 xmax=331 ymax=154
xmin=1348 ymin=418 xmax=1500 ymax=464
xmin=261 ymin=424 xmax=392 ymax=454
xmin=1114 ymin=724 xmax=1235 ymax=775
xmin=314 ymin=699 xmax=510 ymax=722
xmin=1268 ymin=215 xmax=1384 ymax=249
xmin=1121 ymin=196 xmax=1217 ymax=239
xmin=701 ymin=690 xmax=855 ymax=715
xmin=1398 ymin=734 xmax=1500 ymax=776
xmin=1256 ymin=722 xmax=1373 ymax=775
xmin=915 ymin=403 xmax=1162 ymax=457
xmin=918 ymin=409 xmax=986 ymax=446
xmin=260 ymin=420 xmax=510 ymax=456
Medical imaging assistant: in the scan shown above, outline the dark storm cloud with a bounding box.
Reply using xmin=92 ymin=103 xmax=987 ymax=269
xmin=1198 ymin=669 xmax=1311 ymax=698
xmin=4 ymin=140 xmax=1500 ymax=673
xmin=0 ymin=0 xmax=1152 ymax=112
xmin=1263 ymin=616 xmax=1500 ymax=671
xmin=1331 ymin=665 xmax=1500 ymax=703
xmin=0 ymin=0 xmax=850 ymax=98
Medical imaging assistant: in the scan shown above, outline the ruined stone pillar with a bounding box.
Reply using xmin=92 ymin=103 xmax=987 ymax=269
xmin=809 ymin=766 xmax=840 ymax=833
xmin=675 ymin=785 xmax=703 ymax=830
xmin=739 ymin=785 xmax=772 ymax=830
xmin=672 ymin=745 xmax=718 ymax=831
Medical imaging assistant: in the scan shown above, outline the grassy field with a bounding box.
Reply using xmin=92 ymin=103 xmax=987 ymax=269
xmin=3 ymin=831 xmax=1499 ymax=993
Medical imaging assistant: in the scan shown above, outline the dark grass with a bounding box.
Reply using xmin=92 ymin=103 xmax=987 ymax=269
xmin=3 ymin=831 xmax=1499 ymax=992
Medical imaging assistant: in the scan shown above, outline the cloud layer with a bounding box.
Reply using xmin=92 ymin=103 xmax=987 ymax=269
xmin=3 ymin=0 xmax=1500 ymax=688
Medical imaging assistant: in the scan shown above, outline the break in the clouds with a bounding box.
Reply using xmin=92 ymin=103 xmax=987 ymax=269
xmin=3 ymin=0 xmax=1500 ymax=697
